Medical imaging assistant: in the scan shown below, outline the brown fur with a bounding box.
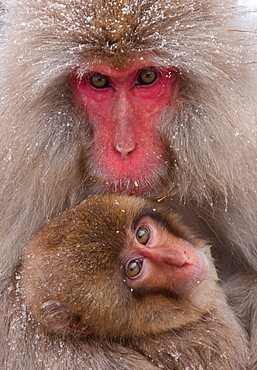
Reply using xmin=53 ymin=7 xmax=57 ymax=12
xmin=18 ymin=194 xmax=248 ymax=369
xmin=0 ymin=0 xmax=256 ymax=367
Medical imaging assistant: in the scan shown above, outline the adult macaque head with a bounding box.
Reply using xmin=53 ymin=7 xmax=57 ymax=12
xmin=21 ymin=195 xmax=217 ymax=338
xmin=71 ymin=65 xmax=177 ymax=194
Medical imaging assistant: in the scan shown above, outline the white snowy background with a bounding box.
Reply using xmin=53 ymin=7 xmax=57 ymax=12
xmin=238 ymin=0 xmax=257 ymax=7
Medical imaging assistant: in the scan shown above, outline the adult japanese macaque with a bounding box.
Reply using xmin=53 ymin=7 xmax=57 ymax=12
xmin=0 ymin=0 xmax=257 ymax=366
xmin=17 ymin=195 xmax=247 ymax=369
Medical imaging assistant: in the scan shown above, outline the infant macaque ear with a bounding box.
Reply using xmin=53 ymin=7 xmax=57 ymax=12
xmin=41 ymin=299 xmax=93 ymax=336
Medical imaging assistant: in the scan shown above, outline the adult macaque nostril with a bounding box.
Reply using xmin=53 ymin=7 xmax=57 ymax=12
xmin=114 ymin=141 xmax=136 ymax=158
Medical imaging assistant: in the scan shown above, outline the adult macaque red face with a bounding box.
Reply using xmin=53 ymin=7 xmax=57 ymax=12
xmin=72 ymin=63 xmax=177 ymax=194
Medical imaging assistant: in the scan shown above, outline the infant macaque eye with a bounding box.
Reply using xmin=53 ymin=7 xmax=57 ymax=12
xmin=125 ymin=259 xmax=143 ymax=278
xmin=136 ymin=226 xmax=150 ymax=245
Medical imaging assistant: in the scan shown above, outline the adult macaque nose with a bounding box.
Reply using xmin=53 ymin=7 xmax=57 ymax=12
xmin=114 ymin=140 xmax=136 ymax=158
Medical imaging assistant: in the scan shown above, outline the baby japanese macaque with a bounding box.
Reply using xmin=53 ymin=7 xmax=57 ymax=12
xmin=20 ymin=195 xmax=248 ymax=369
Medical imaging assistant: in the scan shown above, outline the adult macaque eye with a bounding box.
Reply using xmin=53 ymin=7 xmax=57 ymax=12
xmin=136 ymin=226 xmax=150 ymax=245
xmin=89 ymin=73 xmax=111 ymax=88
xmin=125 ymin=259 xmax=143 ymax=278
xmin=136 ymin=69 xmax=157 ymax=85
